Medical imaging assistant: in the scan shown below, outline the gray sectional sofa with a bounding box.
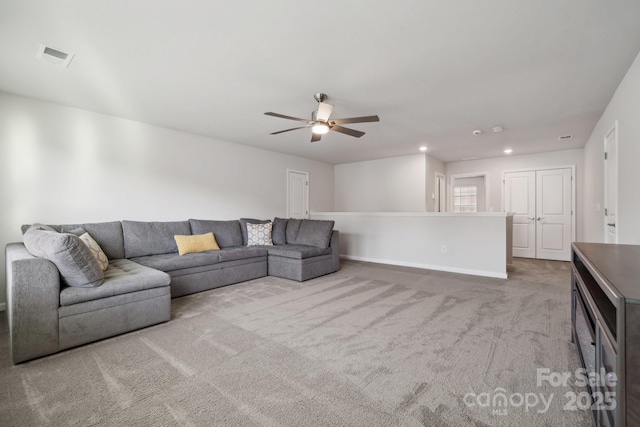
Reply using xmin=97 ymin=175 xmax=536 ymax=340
xmin=5 ymin=218 xmax=339 ymax=364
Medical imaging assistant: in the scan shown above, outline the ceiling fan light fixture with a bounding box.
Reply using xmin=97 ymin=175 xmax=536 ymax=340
xmin=311 ymin=123 xmax=330 ymax=135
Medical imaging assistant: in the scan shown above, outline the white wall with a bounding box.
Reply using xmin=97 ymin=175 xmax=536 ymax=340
xmin=583 ymin=50 xmax=640 ymax=244
xmin=0 ymin=92 xmax=335 ymax=306
xmin=334 ymin=154 xmax=426 ymax=212
xmin=445 ymin=149 xmax=584 ymax=239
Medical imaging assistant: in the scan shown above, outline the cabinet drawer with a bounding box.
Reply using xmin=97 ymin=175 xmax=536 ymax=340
xmin=598 ymin=324 xmax=617 ymax=427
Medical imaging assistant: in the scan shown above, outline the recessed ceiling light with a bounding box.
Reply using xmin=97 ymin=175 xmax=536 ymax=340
xmin=419 ymin=146 xmax=427 ymax=152
xmin=504 ymin=149 xmax=513 ymax=154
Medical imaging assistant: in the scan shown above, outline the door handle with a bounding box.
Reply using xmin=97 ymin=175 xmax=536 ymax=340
xmin=607 ymin=223 xmax=616 ymax=227
xmin=527 ymin=217 xmax=535 ymax=221
xmin=536 ymin=217 xmax=545 ymax=221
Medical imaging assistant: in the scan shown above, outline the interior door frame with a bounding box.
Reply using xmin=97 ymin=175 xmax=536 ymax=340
xmin=434 ymin=172 xmax=446 ymax=212
xmin=501 ymin=164 xmax=576 ymax=245
xmin=286 ymin=169 xmax=309 ymax=219
xmin=604 ymin=121 xmax=619 ymax=243
xmin=449 ymin=171 xmax=490 ymax=212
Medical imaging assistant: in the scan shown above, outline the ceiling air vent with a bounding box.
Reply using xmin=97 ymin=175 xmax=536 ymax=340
xmin=36 ymin=44 xmax=74 ymax=68
xmin=558 ymin=135 xmax=573 ymax=141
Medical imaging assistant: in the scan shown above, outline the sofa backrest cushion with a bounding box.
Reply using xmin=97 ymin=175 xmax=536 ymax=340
xmin=272 ymin=218 xmax=288 ymax=245
xmin=189 ymin=219 xmax=243 ymax=248
xmin=21 ymin=221 xmax=125 ymax=260
xmin=294 ymin=220 xmax=335 ymax=249
xmin=239 ymin=218 xmax=270 ymax=246
xmin=285 ymin=219 xmax=303 ymax=244
xmin=23 ymin=225 xmax=105 ymax=288
xmin=122 ymin=220 xmax=191 ymax=258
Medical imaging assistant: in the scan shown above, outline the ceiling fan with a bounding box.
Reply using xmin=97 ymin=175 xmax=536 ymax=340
xmin=265 ymin=93 xmax=380 ymax=142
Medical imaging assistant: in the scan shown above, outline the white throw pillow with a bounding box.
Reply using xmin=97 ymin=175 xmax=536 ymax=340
xmin=79 ymin=232 xmax=109 ymax=271
xmin=246 ymin=222 xmax=273 ymax=246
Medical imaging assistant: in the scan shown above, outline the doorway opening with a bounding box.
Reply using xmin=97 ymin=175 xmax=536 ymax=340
xmin=604 ymin=121 xmax=618 ymax=243
xmin=434 ymin=172 xmax=446 ymax=212
xmin=450 ymin=172 xmax=489 ymax=212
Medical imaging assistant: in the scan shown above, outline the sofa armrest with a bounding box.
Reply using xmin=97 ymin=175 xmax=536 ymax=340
xmin=6 ymin=242 xmax=60 ymax=363
xmin=330 ymin=230 xmax=340 ymax=272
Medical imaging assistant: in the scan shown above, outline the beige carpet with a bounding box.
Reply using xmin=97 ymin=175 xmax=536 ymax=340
xmin=0 ymin=259 xmax=592 ymax=426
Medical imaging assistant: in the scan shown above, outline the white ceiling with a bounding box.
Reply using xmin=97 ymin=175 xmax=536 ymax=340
xmin=1 ymin=1 xmax=640 ymax=165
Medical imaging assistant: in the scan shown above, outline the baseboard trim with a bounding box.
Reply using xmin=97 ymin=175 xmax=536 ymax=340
xmin=339 ymin=255 xmax=508 ymax=279
xmin=0 ymin=303 xmax=6 ymax=312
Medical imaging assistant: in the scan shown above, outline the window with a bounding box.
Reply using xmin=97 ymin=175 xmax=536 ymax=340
xmin=453 ymin=185 xmax=477 ymax=212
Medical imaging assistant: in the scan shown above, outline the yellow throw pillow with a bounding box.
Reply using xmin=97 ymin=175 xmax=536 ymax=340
xmin=174 ymin=233 xmax=220 ymax=256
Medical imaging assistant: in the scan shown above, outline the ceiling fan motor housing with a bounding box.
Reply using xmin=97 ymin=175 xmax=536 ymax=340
xmin=314 ymin=93 xmax=327 ymax=103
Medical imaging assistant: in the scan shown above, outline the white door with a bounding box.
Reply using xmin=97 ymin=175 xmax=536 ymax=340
xmin=535 ymin=168 xmax=572 ymax=261
xmin=287 ymin=170 xmax=309 ymax=219
xmin=504 ymin=171 xmax=536 ymax=258
xmin=504 ymin=167 xmax=573 ymax=261
xmin=604 ymin=123 xmax=618 ymax=243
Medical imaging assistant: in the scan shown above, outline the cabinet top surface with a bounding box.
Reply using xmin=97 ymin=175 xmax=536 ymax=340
xmin=573 ymin=242 xmax=640 ymax=302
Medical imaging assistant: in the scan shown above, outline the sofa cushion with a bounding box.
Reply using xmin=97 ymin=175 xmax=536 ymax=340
xmin=266 ymin=244 xmax=332 ymax=259
xmin=22 ymin=221 xmax=125 ymax=260
xmin=23 ymin=225 xmax=104 ymax=288
xmin=294 ymin=220 xmax=335 ymax=249
xmin=272 ymin=218 xmax=288 ymax=245
xmin=189 ymin=219 xmax=243 ymax=248
xmin=130 ymin=251 xmax=221 ymax=272
xmin=122 ymin=220 xmax=191 ymax=258
xmin=285 ymin=219 xmax=303 ymax=243
xmin=217 ymin=247 xmax=268 ymax=263
xmin=59 ymin=259 xmax=170 ymax=306
xmin=247 ymin=222 xmax=273 ymax=246
xmin=175 ymin=233 xmax=220 ymax=256
xmin=239 ymin=218 xmax=270 ymax=245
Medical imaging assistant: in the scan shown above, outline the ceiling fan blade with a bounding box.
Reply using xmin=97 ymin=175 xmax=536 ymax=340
xmin=310 ymin=132 xmax=322 ymax=143
xmin=330 ymin=115 xmax=380 ymax=125
xmin=316 ymin=102 xmax=334 ymax=122
xmin=270 ymin=125 xmax=312 ymax=135
xmin=330 ymin=125 xmax=365 ymax=138
xmin=264 ymin=112 xmax=312 ymax=124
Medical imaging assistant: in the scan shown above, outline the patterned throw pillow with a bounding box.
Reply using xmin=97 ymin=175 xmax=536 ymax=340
xmin=79 ymin=232 xmax=109 ymax=271
xmin=246 ymin=222 xmax=273 ymax=246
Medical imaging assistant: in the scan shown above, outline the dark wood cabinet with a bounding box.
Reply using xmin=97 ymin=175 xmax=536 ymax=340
xmin=571 ymin=242 xmax=640 ymax=427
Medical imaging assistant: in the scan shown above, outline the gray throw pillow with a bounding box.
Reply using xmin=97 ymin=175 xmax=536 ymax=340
xmin=272 ymin=218 xmax=288 ymax=245
xmin=239 ymin=218 xmax=271 ymax=246
xmin=23 ymin=225 xmax=105 ymax=288
xmin=294 ymin=220 xmax=335 ymax=249
xmin=23 ymin=221 xmax=126 ymax=259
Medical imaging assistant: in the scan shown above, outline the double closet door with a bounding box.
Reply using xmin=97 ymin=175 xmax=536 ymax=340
xmin=504 ymin=167 xmax=573 ymax=261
